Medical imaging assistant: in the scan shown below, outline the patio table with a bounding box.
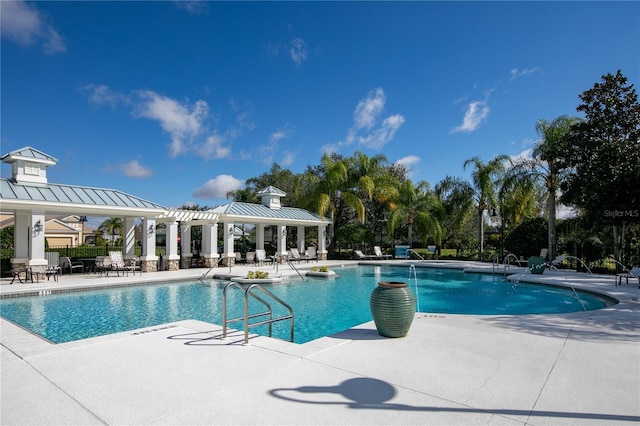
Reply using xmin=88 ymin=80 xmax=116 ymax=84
xmin=78 ymin=258 xmax=98 ymax=273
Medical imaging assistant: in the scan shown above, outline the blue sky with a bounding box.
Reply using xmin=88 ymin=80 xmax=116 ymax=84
xmin=2 ymin=1 xmax=639 ymax=213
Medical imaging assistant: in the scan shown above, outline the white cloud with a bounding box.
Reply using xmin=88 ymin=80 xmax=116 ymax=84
xmin=83 ymin=84 xmax=246 ymax=161
xmin=394 ymin=155 xmax=420 ymax=177
xmin=120 ymin=160 xmax=153 ymax=178
xmin=198 ymin=134 xmax=231 ymax=159
xmin=511 ymin=147 xmax=533 ymax=163
xmin=395 ymin=155 xmax=420 ymax=168
xmin=133 ymin=90 xmax=209 ymax=157
xmin=245 ymin=125 xmax=294 ymax=165
xmin=280 ymin=152 xmax=296 ymax=166
xmin=337 ymin=88 xmax=405 ymax=150
xmin=354 ymin=88 xmax=385 ymax=131
xmin=290 ymin=38 xmax=308 ymax=65
xmin=193 ymin=175 xmax=244 ymax=199
xmin=510 ymin=67 xmax=542 ymax=81
xmin=359 ymin=114 xmax=405 ymax=149
xmin=83 ymin=84 xmax=128 ymax=108
xmin=451 ymin=101 xmax=489 ymax=133
xmin=174 ymin=0 xmax=208 ymax=14
xmin=1 ymin=0 xmax=66 ymax=54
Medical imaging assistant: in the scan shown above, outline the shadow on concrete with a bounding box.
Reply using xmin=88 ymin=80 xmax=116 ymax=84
xmin=269 ymin=377 xmax=640 ymax=423
xmin=481 ymin=308 xmax=640 ymax=343
xmin=166 ymin=328 xmax=252 ymax=345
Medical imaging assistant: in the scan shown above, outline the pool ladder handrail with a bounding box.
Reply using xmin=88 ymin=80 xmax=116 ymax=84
xmin=273 ymin=254 xmax=306 ymax=281
xmin=406 ymin=249 xmax=424 ymax=261
xmin=492 ymin=253 xmax=520 ymax=277
xmin=222 ymin=281 xmax=294 ymax=344
xmin=197 ymin=256 xmax=226 ymax=281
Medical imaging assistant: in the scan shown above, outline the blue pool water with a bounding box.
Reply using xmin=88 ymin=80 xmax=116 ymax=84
xmin=0 ymin=266 xmax=612 ymax=344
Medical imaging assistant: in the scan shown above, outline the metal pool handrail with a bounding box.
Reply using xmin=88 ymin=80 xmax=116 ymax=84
xmin=222 ymin=281 xmax=294 ymax=344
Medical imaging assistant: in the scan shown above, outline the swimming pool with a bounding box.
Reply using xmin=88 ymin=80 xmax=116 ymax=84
xmin=0 ymin=265 xmax=613 ymax=344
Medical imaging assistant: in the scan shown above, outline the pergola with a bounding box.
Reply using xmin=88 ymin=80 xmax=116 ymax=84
xmin=0 ymin=147 xmax=330 ymax=274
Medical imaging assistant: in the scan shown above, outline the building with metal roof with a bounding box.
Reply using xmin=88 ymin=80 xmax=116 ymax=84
xmin=1 ymin=147 xmax=330 ymax=276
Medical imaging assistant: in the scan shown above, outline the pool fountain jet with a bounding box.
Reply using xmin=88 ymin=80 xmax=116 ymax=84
xmin=409 ymin=264 xmax=420 ymax=311
xmin=550 ymin=255 xmax=591 ymax=312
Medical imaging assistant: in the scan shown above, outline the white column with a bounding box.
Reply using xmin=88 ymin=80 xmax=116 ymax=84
xmin=123 ymin=217 xmax=137 ymax=260
xmin=256 ymin=224 xmax=265 ymax=250
xmin=201 ymin=222 xmax=219 ymax=262
xmin=12 ymin=212 xmax=29 ymax=263
xmin=166 ymin=220 xmax=179 ymax=261
xmin=277 ymin=224 xmax=287 ymax=257
xmin=297 ymin=225 xmax=305 ymax=252
xmin=180 ymin=222 xmax=192 ymax=268
xmin=223 ymin=222 xmax=235 ymax=258
xmin=141 ymin=218 xmax=157 ymax=259
xmin=28 ymin=212 xmax=46 ymax=268
xmin=318 ymin=225 xmax=327 ymax=258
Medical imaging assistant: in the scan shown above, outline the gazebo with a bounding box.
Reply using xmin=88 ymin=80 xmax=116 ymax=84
xmin=0 ymin=147 xmax=330 ymax=274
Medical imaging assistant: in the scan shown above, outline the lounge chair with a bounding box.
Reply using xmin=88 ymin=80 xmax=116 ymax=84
xmin=60 ymin=257 xmax=84 ymax=274
xmin=539 ymin=248 xmax=548 ymax=260
xmin=10 ymin=265 xmax=33 ymax=284
xmin=617 ymin=266 xmax=640 ymax=288
xmin=374 ymin=246 xmax=392 ymax=259
xmin=45 ymin=252 xmax=60 ymax=281
xmin=288 ymin=248 xmax=303 ymax=263
xmin=107 ymin=251 xmax=128 ymax=277
xmin=354 ymin=250 xmax=376 ymax=260
xmin=304 ymin=246 xmax=318 ymax=262
xmin=245 ymin=251 xmax=255 ymax=265
xmin=126 ymin=257 xmax=141 ymax=275
xmin=255 ymin=249 xmax=274 ymax=266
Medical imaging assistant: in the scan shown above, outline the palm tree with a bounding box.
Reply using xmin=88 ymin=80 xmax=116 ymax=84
xmin=97 ymin=217 xmax=124 ymax=245
xmin=387 ymin=180 xmax=441 ymax=249
xmin=464 ymin=155 xmax=511 ymax=260
xmin=299 ymin=152 xmax=396 ymax=254
xmin=434 ymin=176 xmax=475 ymax=250
xmin=506 ymin=115 xmax=581 ymax=260
xmin=299 ymin=153 xmax=365 ymax=251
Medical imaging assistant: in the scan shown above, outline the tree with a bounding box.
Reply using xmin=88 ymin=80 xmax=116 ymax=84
xmin=506 ymin=115 xmax=581 ymax=260
xmin=434 ymin=176 xmax=474 ymax=250
xmin=561 ymin=70 xmax=640 ymax=264
xmin=299 ymin=153 xmax=368 ymax=252
xmin=387 ymin=180 xmax=441 ymax=248
xmin=244 ymin=163 xmax=299 ymax=205
xmin=97 ymin=217 xmax=124 ymax=245
xmin=464 ymin=155 xmax=511 ymax=260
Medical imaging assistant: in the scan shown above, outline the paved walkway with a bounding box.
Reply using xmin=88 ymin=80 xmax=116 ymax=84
xmin=1 ymin=260 xmax=639 ymax=425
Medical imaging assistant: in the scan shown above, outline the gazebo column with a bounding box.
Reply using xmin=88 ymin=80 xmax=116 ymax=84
xmin=222 ymin=222 xmax=235 ymax=266
xmin=11 ymin=212 xmax=30 ymax=269
xmin=256 ymin=224 xmax=265 ymax=250
xmin=140 ymin=218 xmax=158 ymax=272
xmin=201 ymin=222 xmax=219 ymax=268
xmin=123 ymin=217 xmax=137 ymax=262
xmin=164 ymin=219 xmax=180 ymax=271
xmin=180 ymin=222 xmax=192 ymax=269
xmin=297 ymin=225 xmax=306 ymax=254
xmin=317 ymin=225 xmax=328 ymax=261
xmin=14 ymin=212 xmax=47 ymax=276
xmin=277 ymin=224 xmax=287 ymax=262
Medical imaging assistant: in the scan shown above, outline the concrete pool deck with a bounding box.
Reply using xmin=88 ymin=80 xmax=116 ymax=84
xmin=1 ymin=260 xmax=639 ymax=425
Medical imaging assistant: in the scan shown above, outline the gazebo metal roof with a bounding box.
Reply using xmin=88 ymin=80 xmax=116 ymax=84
xmin=210 ymin=202 xmax=329 ymax=225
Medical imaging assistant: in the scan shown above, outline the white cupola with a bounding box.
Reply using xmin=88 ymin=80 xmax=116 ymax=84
xmin=0 ymin=146 xmax=57 ymax=185
xmin=256 ymin=186 xmax=287 ymax=210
